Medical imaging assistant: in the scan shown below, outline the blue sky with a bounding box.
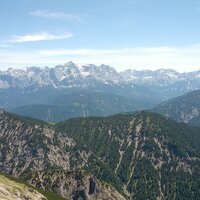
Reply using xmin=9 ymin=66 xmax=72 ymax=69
xmin=0 ymin=0 xmax=200 ymax=71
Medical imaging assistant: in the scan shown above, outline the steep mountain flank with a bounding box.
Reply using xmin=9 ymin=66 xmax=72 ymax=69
xmin=57 ymin=111 xmax=200 ymax=199
xmin=0 ymin=109 xmax=87 ymax=177
xmin=154 ymin=89 xmax=200 ymax=127
xmin=0 ymin=110 xmax=124 ymax=200
xmin=0 ymin=109 xmax=200 ymax=199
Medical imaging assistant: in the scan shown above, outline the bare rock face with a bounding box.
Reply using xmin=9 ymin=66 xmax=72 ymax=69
xmin=0 ymin=110 xmax=90 ymax=177
xmin=26 ymin=170 xmax=126 ymax=200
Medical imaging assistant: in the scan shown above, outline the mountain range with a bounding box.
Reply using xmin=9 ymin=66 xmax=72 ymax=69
xmin=2 ymin=62 xmax=200 ymax=91
xmin=0 ymin=109 xmax=200 ymax=199
xmin=1 ymin=62 xmax=200 ymax=199
xmin=2 ymin=62 xmax=200 ymax=122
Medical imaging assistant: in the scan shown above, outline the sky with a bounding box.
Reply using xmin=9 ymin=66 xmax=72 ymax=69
xmin=0 ymin=0 xmax=200 ymax=72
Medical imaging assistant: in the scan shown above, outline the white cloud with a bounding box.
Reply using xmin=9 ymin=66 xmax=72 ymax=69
xmin=30 ymin=10 xmax=83 ymax=23
xmin=7 ymin=32 xmax=73 ymax=43
xmin=0 ymin=45 xmax=200 ymax=72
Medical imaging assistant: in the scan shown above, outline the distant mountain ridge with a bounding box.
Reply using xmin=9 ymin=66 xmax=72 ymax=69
xmin=0 ymin=62 xmax=123 ymax=89
xmin=0 ymin=62 xmax=159 ymax=110
xmin=1 ymin=61 xmax=200 ymax=122
xmin=1 ymin=62 xmax=200 ymax=90
xmin=10 ymin=92 xmax=153 ymax=122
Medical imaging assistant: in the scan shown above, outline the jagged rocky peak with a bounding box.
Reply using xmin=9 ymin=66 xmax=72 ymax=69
xmin=53 ymin=61 xmax=83 ymax=81
xmin=54 ymin=62 xmax=124 ymax=84
xmin=120 ymin=68 xmax=180 ymax=85
xmin=2 ymin=62 xmax=200 ymax=91
xmin=98 ymin=64 xmax=123 ymax=83
xmin=0 ymin=61 xmax=125 ymax=89
xmin=59 ymin=61 xmax=81 ymax=72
